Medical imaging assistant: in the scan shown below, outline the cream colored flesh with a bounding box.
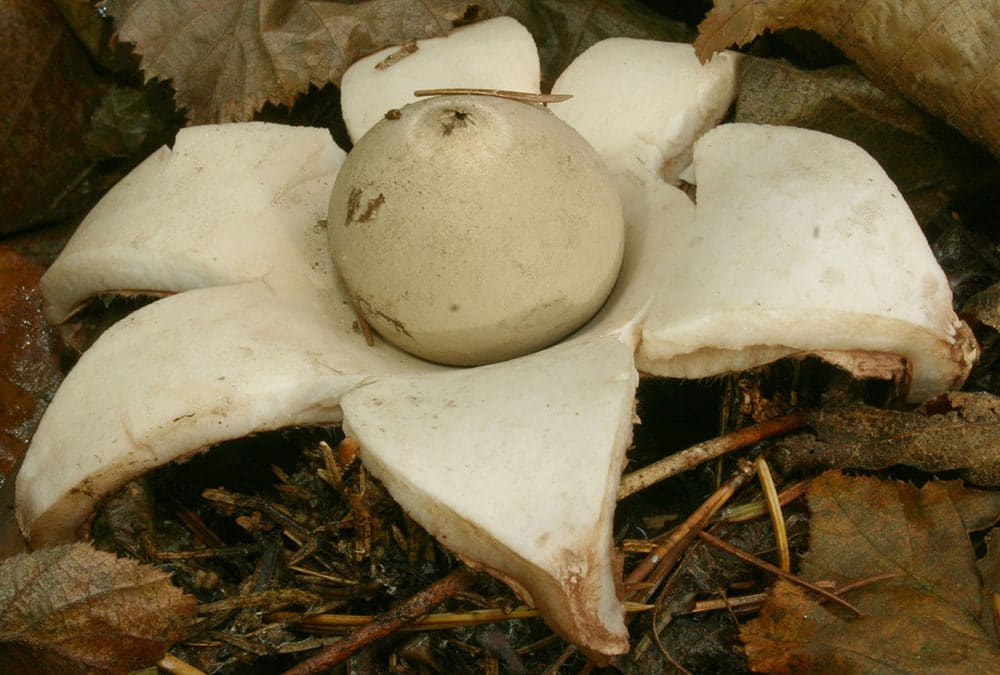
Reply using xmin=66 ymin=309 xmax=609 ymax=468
xmin=551 ymin=39 xmax=740 ymax=184
xmin=15 ymin=279 xmax=442 ymax=546
xmin=40 ymin=123 xmax=345 ymax=324
xmin=637 ymin=123 xmax=977 ymax=402
xmin=341 ymin=336 xmax=636 ymax=658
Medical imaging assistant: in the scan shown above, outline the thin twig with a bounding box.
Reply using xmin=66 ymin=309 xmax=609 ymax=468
xmin=689 ymin=592 xmax=770 ymax=615
xmin=688 ymin=571 xmax=899 ymax=617
xmin=720 ymin=478 xmax=811 ymax=523
xmin=276 ymin=606 xmax=539 ymax=632
xmin=413 ymin=88 xmax=572 ymax=103
xmin=172 ymin=497 xmax=227 ymax=548
xmin=155 ymin=544 xmax=260 ymax=560
xmin=617 ymin=413 xmax=808 ymax=500
xmin=375 ymin=40 xmax=418 ymax=69
xmin=626 ymin=461 xmax=757 ymax=603
xmin=628 ymin=467 xmax=756 ymax=665
xmin=198 ymin=589 xmax=323 ymax=615
xmin=201 ymin=488 xmax=311 ymax=539
xmin=158 ymin=653 xmax=207 ymax=675
xmin=831 ymin=571 xmax=899 ymax=595
xmin=992 ymin=593 xmax=1000 ymax=637
xmin=272 ymin=602 xmax=652 ymax=634
xmin=281 ymin=567 xmax=476 ymax=675
xmin=755 ymin=456 xmax=790 ymax=572
xmin=696 ymin=530 xmax=862 ymax=616
xmin=652 ymin=623 xmax=694 ymax=675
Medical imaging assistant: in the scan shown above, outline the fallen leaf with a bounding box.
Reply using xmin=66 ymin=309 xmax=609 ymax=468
xmin=801 ymin=473 xmax=994 ymax=596
xmin=977 ymin=530 xmax=1000 ymax=641
xmin=745 ymin=581 xmax=1000 ymax=674
xmin=695 ymin=1 xmax=1000 ymax=160
xmin=51 ymin=0 xmax=136 ymax=72
xmin=742 ymin=472 xmax=1000 ymax=673
xmin=501 ymin=0 xmax=693 ymax=87
xmin=100 ymin=0 xmax=484 ymax=123
xmin=941 ymin=480 xmax=1000 ymax=533
xmin=0 ymin=247 xmax=62 ymax=479
xmin=100 ymin=0 xmax=693 ymax=124
xmin=0 ymin=543 xmax=196 ymax=674
xmin=0 ymin=244 xmax=66 ymax=568
xmin=772 ymin=392 xmax=1000 ymax=485
xmin=83 ymin=84 xmax=184 ymax=159
xmin=732 ymin=57 xmax=999 ymax=232
xmin=935 ymin=224 xmax=1000 ymax=308
xmin=965 ymin=282 xmax=1000 ymax=333
xmin=0 ymin=0 xmax=107 ymax=233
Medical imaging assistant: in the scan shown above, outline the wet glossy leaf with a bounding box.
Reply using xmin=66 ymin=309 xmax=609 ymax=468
xmin=696 ymin=0 xmax=1000 ymax=160
xmin=0 ymin=247 xmax=62 ymax=481
xmin=773 ymin=392 xmax=1000 ymax=485
xmin=0 ymin=543 xmax=196 ymax=674
xmin=742 ymin=472 xmax=1000 ymax=673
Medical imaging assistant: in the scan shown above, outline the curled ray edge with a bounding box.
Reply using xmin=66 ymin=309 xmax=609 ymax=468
xmin=16 ymin=19 xmax=976 ymax=661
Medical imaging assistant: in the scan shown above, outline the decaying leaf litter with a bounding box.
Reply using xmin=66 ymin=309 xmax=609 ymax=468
xmin=1 ymin=3 xmax=996 ymax=671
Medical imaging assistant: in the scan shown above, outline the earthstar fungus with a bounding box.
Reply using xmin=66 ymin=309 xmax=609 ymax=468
xmin=15 ymin=17 xmax=976 ymax=661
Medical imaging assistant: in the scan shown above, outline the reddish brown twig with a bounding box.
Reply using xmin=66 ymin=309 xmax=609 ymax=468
xmin=831 ymin=571 xmax=899 ymax=595
xmin=696 ymin=530 xmax=862 ymax=616
xmin=413 ymin=88 xmax=572 ymax=103
xmin=617 ymin=412 xmax=808 ymax=500
xmin=626 ymin=460 xmax=757 ymax=603
xmin=281 ymin=567 xmax=476 ymax=675
xmin=686 ymin=571 xmax=899 ymax=617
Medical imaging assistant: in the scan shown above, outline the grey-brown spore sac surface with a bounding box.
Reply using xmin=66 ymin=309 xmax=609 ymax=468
xmin=328 ymin=94 xmax=625 ymax=366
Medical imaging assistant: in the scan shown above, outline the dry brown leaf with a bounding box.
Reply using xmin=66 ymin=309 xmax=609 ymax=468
xmin=965 ymin=282 xmax=1000 ymax=333
xmin=977 ymin=530 xmax=1000 ymax=642
xmin=0 ymin=0 xmax=106 ymax=234
xmin=499 ymin=0 xmax=692 ymax=87
xmin=695 ymin=1 xmax=1000 ymax=160
xmin=941 ymin=480 xmax=1000 ymax=533
xmin=745 ymin=581 xmax=1000 ymax=674
xmin=100 ymin=0 xmax=692 ymax=123
xmin=0 ymin=543 xmax=195 ymax=674
xmin=800 ymin=473 xmax=992 ymax=596
xmin=742 ymin=472 xmax=1000 ymax=673
xmin=772 ymin=392 xmax=1000 ymax=485
xmin=100 ymin=0 xmax=484 ymax=123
